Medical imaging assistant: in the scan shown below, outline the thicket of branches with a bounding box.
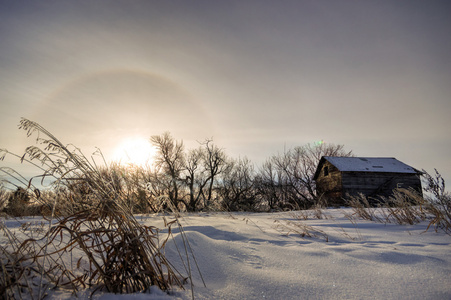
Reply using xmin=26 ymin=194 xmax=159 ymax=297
xmin=0 ymin=120 xmax=356 ymax=214
xmin=2 ymin=119 xmax=448 ymax=215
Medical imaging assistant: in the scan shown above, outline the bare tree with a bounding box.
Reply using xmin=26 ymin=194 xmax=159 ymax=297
xmin=150 ymin=132 xmax=185 ymax=210
xmin=183 ymin=147 xmax=210 ymax=211
xmin=255 ymin=159 xmax=292 ymax=211
xmin=219 ymin=157 xmax=256 ymax=211
xmin=272 ymin=143 xmax=353 ymax=207
xmin=201 ymin=139 xmax=227 ymax=207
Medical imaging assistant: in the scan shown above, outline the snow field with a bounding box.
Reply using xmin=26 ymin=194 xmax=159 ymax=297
xmin=2 ymin=209 xmax=450 ymax=299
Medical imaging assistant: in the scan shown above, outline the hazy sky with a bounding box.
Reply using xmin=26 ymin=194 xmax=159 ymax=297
xmin=1 ymin=1 xmax=450 ymax=184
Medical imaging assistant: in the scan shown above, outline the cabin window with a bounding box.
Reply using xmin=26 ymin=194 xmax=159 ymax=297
xmin=324 ymin=166 xmax=329 ymax=176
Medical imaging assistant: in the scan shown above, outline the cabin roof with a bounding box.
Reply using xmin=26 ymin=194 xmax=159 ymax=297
xmin=314 ymin=156 xmax=420 ymax=180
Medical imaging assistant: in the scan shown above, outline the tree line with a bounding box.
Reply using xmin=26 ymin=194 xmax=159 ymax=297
xmin=1 ymin=127 xmax=353 ymax=215
xmin=130 ymin=132 xmax=353 ymax=212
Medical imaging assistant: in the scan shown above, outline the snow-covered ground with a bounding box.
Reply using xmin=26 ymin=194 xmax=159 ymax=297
xmin=2 ymin=209 xmax=451 ymax=299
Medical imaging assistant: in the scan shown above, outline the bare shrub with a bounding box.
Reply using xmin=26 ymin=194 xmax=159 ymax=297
xmin=3 ymin=187 xmax=35 ymax=217
xmin=218 ymin=157 xmax=257 ymax=211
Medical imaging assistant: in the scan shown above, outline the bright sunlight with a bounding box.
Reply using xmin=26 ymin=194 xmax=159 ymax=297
xmin=112 ymin=137 xmax=156 ymax=166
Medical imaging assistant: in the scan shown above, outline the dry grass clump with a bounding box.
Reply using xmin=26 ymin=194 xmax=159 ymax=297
xmin=273 ymin=219 xmax=329 ymax=242
xmin=0 ymin=220 xmax=80 ymax=299
xmin=422 ymin=169 xmax=451 ymax=233
xmin=381 ymin=188 xmax=427 ymax=225
xmin=347 ymin=185 xmax=450 ymax=234
xmin=52 ymin=206 xmax=182 ymax=293
xmin=424 ymin=202 xmax=451 ymax=233
xmin=345 ymin=193 xmax=383 ymax=222
xmin=347 ymin=189 xmax=426 ymax=225
xmin=0 ymin=210 xmax=185 ymax=299
xmin=0 ymin=186 xmax=9 ymax=215
xmin=289 ymin=205 xmax=328 ymax=220
xmin=0 ymin=119 xmax=196 ymax=299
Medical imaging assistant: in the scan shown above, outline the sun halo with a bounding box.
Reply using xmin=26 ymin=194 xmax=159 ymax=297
xmin=112 ymin=137 xmax=156 ymax=167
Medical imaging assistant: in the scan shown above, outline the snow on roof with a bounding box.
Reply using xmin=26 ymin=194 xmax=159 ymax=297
xmin=322 ymin=156 xmax=419 ymax=174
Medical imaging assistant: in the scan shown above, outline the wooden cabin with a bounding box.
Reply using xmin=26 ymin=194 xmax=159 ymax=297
xmin=313 ymin=156 xmax=422 ymax=205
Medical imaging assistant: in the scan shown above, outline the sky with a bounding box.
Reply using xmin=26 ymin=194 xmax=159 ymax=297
xmin=0 ymin=1 xmax=450 ymax=186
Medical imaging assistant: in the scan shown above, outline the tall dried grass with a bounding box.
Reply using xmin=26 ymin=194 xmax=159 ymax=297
xmin=422 ymin=169 xmax=451 ymax=233
xmin=345 ymin=193 xmax=384 ymax=222
xmin=273 ymin=219 xmax=329 ymax=242
xmin=346 ymin=187 xmax=450 ymax=234
xmin=0 ymin=186 xmax=9 ymax=213
xmin=0 ymin=119 xmax=196 ymax=299
xmin=381 ymin=188 xmax=427 ymax=225
xmin=346 ymin=189 xmax=426 ymax=225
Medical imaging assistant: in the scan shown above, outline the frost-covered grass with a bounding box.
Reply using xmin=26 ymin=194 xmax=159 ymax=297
xmin=2 ymin=208 xmax=451 ymax=300
xmin=0 ymin=119 xmax=191 ymax=299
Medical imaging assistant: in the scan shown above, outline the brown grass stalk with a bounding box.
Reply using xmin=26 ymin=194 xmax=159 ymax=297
xmin=0 ymin=119 xmax=198 ymax=298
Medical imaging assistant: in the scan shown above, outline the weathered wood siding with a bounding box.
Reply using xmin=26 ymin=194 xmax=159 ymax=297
xmin=316 ymin=164 xmax=423 ymax=205
xmin=341 ymin=172 xmax=423 ymax=199
xmin=315 ymin=161 xmax=343 ymax=199
xmin=314 ymin=156 xmax=423 ymax=206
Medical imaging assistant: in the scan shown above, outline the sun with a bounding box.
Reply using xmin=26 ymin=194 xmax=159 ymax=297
xmin=112 ymin=137 xmax=156 ymax=167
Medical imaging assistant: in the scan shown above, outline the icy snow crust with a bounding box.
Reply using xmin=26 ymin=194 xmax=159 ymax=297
xmin=2 ymin=209 xmax=450 ymax=300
